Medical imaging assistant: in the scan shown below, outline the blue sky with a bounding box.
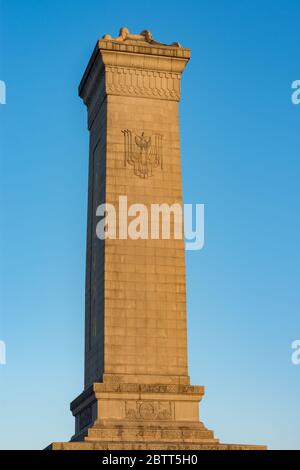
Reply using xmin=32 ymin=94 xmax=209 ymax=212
xmin=0 ymin=0 xmax=300 ymax=450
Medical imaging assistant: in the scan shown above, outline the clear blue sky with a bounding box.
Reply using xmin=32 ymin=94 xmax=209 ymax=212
xmin=1 ymin=0 xmax=300 ymax=450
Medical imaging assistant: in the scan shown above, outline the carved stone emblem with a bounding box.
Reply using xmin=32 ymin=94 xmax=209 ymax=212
xmin=125 ymin=400 xmax=172 ymax=421
xmin=122 ymin=129 xmax=163 ymax=179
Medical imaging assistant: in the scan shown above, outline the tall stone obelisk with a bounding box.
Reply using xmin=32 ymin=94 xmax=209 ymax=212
xmin=82 ymin=28 xmax=189 ymax=390
xmin=49 ymin=28 xmax=265 ymax=450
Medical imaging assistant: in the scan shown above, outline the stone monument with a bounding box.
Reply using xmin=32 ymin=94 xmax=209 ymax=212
xmin=49 ymin=28 xmax=265 ymax=450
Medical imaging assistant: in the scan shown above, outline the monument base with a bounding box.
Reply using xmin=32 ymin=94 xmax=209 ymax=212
xmin=48 ymin=443 xmax=265 ymax=450
xmin=48 ymin=375 xmax=266 ymax=451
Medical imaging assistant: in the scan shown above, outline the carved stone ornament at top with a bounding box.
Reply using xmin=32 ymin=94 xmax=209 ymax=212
xmin=103 ymin=27 xmax=182 ymax=48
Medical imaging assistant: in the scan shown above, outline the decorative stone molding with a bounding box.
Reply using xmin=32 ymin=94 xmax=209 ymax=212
xmin=88 ymin=381 xmax=205 ymax=395
xmin=106 ymin=66 xmax=180 ymax=101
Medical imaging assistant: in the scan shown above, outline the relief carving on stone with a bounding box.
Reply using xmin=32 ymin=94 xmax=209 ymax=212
xmin=106 ymin=67 xmax=181 ymax=101
xmin=122 ymin=129 xmax=163 ymax=179
xmin=95 ymin=381 xmax=204 ymax=395
xmin=125 ymin=401 xmax=172 ymax=421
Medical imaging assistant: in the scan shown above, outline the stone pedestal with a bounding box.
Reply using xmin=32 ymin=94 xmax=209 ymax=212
xmin=68 ymin=375 xmax=217 ymax=448
xmin=49 ymin=376 xmax=265 ymax=450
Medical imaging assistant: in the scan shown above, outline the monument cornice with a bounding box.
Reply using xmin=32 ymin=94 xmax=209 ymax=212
xmin=79 ymin=38 xmax=190 ymax=112
xmin=100 ymin=49 xmax=189 ymax=73
xmin=98 ymin=38 xmax=191 ymax=59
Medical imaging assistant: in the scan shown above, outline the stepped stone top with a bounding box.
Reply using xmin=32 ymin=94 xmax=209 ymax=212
xmin=79 ymin=28 xmax=190 ymax=98
xmin=96 ymin=27 xmax=191 ymax=60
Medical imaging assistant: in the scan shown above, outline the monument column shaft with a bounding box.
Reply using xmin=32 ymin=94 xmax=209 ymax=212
xmin=105 ymin=94 xmax=188 ymax=381
xmin=80 ymin=42 xmax=191 ymax=389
